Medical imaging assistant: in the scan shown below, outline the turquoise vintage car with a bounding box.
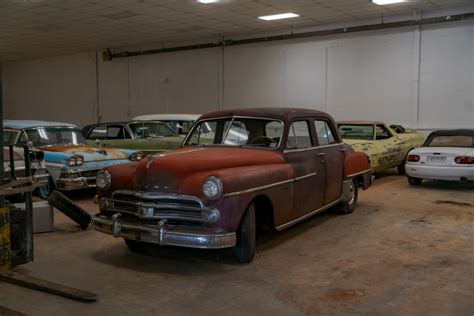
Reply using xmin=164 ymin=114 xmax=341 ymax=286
xmin=3 ymin=120 xmax=143 ymax=199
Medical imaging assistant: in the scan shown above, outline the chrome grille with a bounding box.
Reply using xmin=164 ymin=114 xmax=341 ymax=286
xmin=103 ymin=190 xmax=218 ymax=223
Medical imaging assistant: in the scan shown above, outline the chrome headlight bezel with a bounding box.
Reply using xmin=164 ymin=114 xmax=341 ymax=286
xmin=202 ymin=176 xmax=223 ymax=200
xmin=129 ymin=151 xmax=144 ymax=161
xmin=96 ymin=170 xmax=111 ymax=190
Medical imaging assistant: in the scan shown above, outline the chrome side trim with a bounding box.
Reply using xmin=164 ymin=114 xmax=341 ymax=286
xmin=275 ymin=198 xmax=341 ymax=231
xmin=295 ymin=172 xmax=317 ymax=181
xmin=284 ymin=143 xmax=343 ymax=154
xmin=224 ymin=178 xmax=293 ymax=197
xmin=346 ymin=169 xmax=371 ymax=178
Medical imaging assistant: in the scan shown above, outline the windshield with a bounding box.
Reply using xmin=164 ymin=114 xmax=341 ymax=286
xmin=128 ymin=122 xmax=177 ymax=138
xmin=185 ymin=117 xmax=283 ymax=149
xmin=338 ymin=124 xmax=374 ymax=141
xmin=425 ymin=135 xmax=474 ymax=148
xmin=24 ymin=127 xmax=86 ymax=147
xmin=160 ymin=120 xmax=197 ymax=135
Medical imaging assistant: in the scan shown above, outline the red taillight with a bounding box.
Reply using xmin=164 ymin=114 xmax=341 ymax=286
xmin=407 ymin=154 xmax=420 ymax=162
xmin=455 ymin=156 xmax=474 ymax=164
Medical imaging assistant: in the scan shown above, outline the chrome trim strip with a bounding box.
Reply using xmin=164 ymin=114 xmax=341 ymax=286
xmin=275 ymin=198 xmax=341 ymax=231
xmin=346 ymin=169 xmax=371 ymax=178
xmin=284 ymin=143 xmax=343 ymax=153
xmin=294 ymin=172 xmax=317 ymax=181
xmin=224 ymin=178 xmax=293 ymax=197
xmin=111 ymin=190 xmax=204 ymax=207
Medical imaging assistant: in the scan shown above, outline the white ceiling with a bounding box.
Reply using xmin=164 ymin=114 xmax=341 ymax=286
xmin=0 ymin=0 xmax=472 ymax=61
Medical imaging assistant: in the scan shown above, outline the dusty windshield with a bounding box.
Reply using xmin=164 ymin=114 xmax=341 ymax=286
xmin=128 ymin=122 xmax=177 ymax=138
xmin=185 ymin=117 xmax=283 ymax=149
xmin=24 ymin=127 xmax=86 ymax=147
xmin=338 ymin=124 xmax=374 ymax=141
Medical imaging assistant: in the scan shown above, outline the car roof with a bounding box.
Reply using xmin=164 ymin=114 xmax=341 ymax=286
xmin=84 ymin=120 xmax=168 ymax=127
xmin=428 ymin=129 xmax=474 ymax=137
xmin=199 ymin=107 xmax=331 ymax=122
xmin=133 ymin=114 xmax=200 ymax=121
xmin=337 ymin=120 xmax=386 ymax=125
xmin=3 ymin=120 xmax=77 ymax=129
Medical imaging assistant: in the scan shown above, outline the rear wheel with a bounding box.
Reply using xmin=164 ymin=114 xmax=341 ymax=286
xmin=233 ymin=203 xmax=256 ymax=263
xmin=407 ymin=176 xmax=422 ymax=186
xmin=397 ymin=158 xmax=406 ymax=175
xmin=338 ymin=179 xmax=358 ymax=215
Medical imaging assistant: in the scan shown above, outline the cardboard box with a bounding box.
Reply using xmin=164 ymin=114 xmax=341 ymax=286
xmin=14 ymin=201 xmax=55 ymax=233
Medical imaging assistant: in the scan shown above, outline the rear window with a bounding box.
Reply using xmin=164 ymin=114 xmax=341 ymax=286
xmin=426 ymin=135 xmax=474 ymax=148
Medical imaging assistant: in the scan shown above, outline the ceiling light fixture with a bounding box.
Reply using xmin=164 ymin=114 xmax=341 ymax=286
xmin=258 ymin=13 xmax=300 ymax=21
xmin=372 ymin=0 xmax=407 ymax=5
xmin=197 ymin=0 xmax=220 ymax=3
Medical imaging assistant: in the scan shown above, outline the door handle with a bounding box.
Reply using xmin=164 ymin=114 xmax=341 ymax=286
xmin=317 ymin=153 xmax=326 ymax=156
xmin=340 ymin=148 xmax=347 ymax=152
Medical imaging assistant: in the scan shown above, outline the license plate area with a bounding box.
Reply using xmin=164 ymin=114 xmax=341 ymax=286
xmin=427 ymin=156 xmax=447 ymax=164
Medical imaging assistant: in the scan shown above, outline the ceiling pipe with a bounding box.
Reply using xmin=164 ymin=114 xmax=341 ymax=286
xmin=104 ymin=12 xmax=474 ymax=60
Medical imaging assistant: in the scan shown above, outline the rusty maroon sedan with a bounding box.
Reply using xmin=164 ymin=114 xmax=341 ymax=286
xmin=92 ymin=108 xmax=372 ymax=262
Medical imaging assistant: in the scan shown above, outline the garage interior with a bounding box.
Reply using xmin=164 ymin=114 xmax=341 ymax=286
xmin=0 ymin=0 xmax=473 ymax=315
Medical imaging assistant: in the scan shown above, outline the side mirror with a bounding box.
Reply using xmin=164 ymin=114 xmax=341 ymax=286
xmin=26 ymin=141 xmax=34 ymax=149
xmin=95 ymin=139 xmax=102 ymax=148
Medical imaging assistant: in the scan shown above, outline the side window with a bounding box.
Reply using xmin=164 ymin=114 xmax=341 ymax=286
xmin=314 ymin=120 xmax=337 ymax=146
xmin=106 ymin=126 xmax=125 ymax=140
xmin=375 ymin=125 xmax=392 ymax=140
xmin=89 ymin=126 xmax=107 ymax=140
xmin=286 ymin=121 xmax=312 ymax=149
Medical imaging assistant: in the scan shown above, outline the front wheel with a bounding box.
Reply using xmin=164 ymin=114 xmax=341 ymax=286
xmin=233 ymin=203 xmax=256 ymax=263
xmin=35 ymin=174 xmax=55 ymax=200
xmin=338 ymin=179 xmax=358 ymax=215
xmin=407 ymin=176 xmax=422 ymax=186
xmin=124 ymin=239 xmax=148 ymax=254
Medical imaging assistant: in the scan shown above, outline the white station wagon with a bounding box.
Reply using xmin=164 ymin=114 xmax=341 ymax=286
xmin=405 ymin=129 xmax=474 ymax=185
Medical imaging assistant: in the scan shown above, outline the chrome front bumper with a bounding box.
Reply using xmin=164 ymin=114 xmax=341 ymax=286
xmin=91 ymin=214 xmax=236 ymax=249
xmin=56 ymin=170 xmax=98 ymax=191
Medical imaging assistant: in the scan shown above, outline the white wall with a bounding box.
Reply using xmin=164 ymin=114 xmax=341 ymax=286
xmin=3 ymin=18 xmax=473 ymax=130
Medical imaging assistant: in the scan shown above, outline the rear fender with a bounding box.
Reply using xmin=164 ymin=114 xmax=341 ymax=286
xmin=344 ymin=151 xmax=372 ymax=190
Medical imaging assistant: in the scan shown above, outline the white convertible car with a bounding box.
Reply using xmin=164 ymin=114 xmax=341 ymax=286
xmin=405 ymin=129 xmax=474 ymax=185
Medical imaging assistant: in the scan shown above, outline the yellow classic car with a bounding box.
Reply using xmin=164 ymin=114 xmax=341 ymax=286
xmin=338 ymin=121 xmax=425 ymax=174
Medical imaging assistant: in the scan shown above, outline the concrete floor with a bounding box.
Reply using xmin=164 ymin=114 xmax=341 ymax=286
xmin=1 ymin=171 xmax=473 ymax=315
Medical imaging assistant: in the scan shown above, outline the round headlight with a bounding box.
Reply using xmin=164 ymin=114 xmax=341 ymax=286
xmin=66 ymin=157 xmax=76 ymax=167
xmin=130 ymin=151 xmax=144 ymax=161
xmin=96 ymin=170 xmax=111 ymax=190
xmin=202 ymin=176 xmax=223 ymax=200
xmin=75 ymin=155 xmax=84 ymax=166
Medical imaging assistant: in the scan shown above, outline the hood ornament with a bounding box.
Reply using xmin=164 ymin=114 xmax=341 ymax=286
xmin=146 ymin=156 xmax=155 ymax=169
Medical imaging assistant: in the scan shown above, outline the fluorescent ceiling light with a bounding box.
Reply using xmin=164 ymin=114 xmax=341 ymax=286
xmin=258 ymin=13 xmax=299 ymax=21
xmin=197 ymin=0 xmax=220 ymax=3
xmin=372 ymin=0 xmax=407 ymax=5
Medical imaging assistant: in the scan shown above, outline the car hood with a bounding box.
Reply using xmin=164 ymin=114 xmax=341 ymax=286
xmin=40 ymin=145 xmax=131 ymax=162
xmin=132 ymin=146 xmax=285 ymax=193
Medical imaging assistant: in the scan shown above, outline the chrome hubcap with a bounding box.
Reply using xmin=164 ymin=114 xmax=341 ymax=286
xmin=347 ymin=183 xmax=356 ymax=205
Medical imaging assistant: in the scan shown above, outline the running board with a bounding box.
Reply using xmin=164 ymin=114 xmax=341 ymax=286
xmin=0 ymin=271 xmax=97 ymax=302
